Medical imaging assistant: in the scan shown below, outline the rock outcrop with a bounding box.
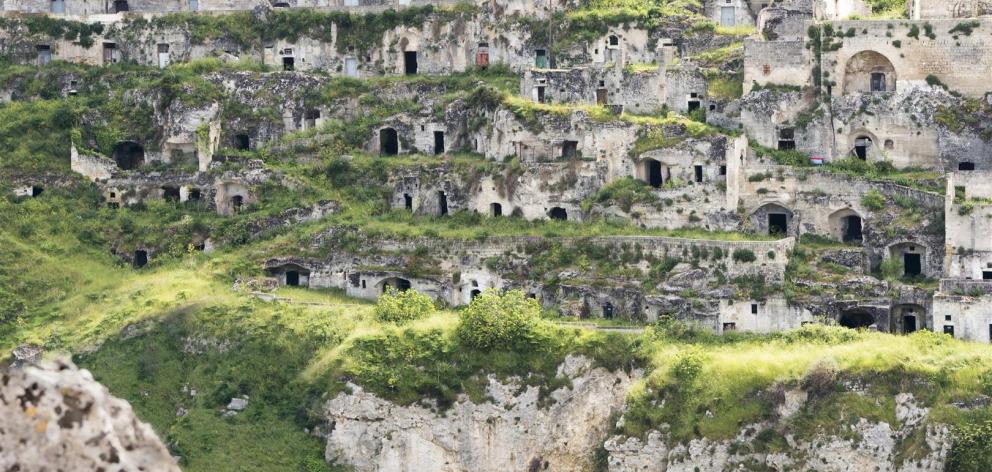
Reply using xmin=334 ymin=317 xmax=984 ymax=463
xmin=605 ymin=392 xmax=952 ymax=472
xmin=322 ymin=355 xmax=636 ymax=472
xmin=0 ymin=359 xmax=179 ymax=472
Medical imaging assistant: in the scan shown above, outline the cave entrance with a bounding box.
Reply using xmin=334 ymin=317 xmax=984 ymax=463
xmin=434 ymin=131 xmax=445 ymax=154
xmin=839 ymin=310 xmax=874 ymax=329
xmin=404 ymin=51 xmax=418 ymax=75
xmin=112 ymin=141 xmax=145 ymax=170
xmin=602 ymin=302 xmax=614 ymax=319
xmin=768 ymin=213 xmax=788 ymax=235
xmin=843 ymin=215 xmax=863 ymax=243
xmin=380 ymin=128 xmax=398 ymax=155
xmin=382 ymin=277 xmax=412 ymax=293
xmin=903 ymin=315 xmax=917 ymax=334
xmin=646 ymin=159 xmax=663 ymax=188
xmin=904 ymin=253 xmax=922 ymax=277
xmin=133 ymin=250 xmax=148 ymax=269
xmin=549 ymin=207 xmax=567 ymax=220
xmin=437 ymin=191 xmax=448 ymax=216
xmin=490 ymin=202 xmax=502 ymax=217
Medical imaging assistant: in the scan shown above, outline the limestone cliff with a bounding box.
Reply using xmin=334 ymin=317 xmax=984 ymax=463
xmin=606 ymin=392 xmax=951 ymax=472
xmin=321 ymin=355 xmax=636 ymax=472
xmin=0 ymin=359 xmax=179 ymax=472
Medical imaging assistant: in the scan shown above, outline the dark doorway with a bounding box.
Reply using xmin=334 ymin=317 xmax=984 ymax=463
xmin=723 ymin=322 xmax=737 ymax=332
xmin=596 ymin=88 xmax=608 ymax=105
xmin=561 ymin=140 xmax=578 ymax=159
xmin=163 ymin=186 xmax=180 ymax=202
xmin=870 ymin=72 xmax=886 ymax=92
xmin=404 ymin=51 xmax=418 ymax=75
xmin=854 ymin=137 xmax=871 ymax=160
xmin=133 ymin=250 xmax=147 ymax=268
xmin=382 ymin=278 xmax=411 ymax=293
xmin=188 ymin=188 xmax=201 ymax=201
xmin=688 ymin=100 xmax=700 ymax=111
xmin=434 ymin=131 xmax=445 ymax=154
xmin=768 ymin=213 xmax=788 ymax=235
xmin=694 ymin=165 xmax=703 ymax=183
xmin=943 ymin=325 xmax=955 ymax=336
xmin=902 ymin=315 xmax=917 ymax=334
xmin=843 ymin=215 xmax=863 ymax=243
xmin=112 ymin=141 xmax=145 ymax=170
xmin=282 ymin=57 xmax=294 ymax=71
xmin=470 ymin=289 xmax=481 ymax=300
xmin=983 ymin=271 xmax=992 ymax=280
xmin=404 ymin=193 xmax=413 ymax=210
xmin=959 ymin=162 xmax=976 ymax=171
xmin=602 ymin=302 xmax=614 ymax=319
xmin=380 ymin=128 xmax=398 ymax=155
xmin=647 ymin=159 xmax=662 ymax=188
xmin=437 ymin=191 xmax=448 ymax=216
xmin=286 ymin=270 xmax=300 ymax=286
xmin=903 ymin=253 xmax=922 ymax=277
xmin=231 ymin=195 xmax=244 ymax=212
xmin=549 ymin=207 xmax=567 ymax=220
xmin=839 ymin=311 xmax=874 ymax=329
xmin=536 ymin=86 xmax=546 ymax=103
xmin=113 ymin=0 xmax=128 ymax=12
xmin=777 ymin=128 xmax=796 ymax=150
xmin=490 ymin=202 xmax=502 ymax=217
xmin=31 ymin=186 xmax=43 ymax=197
xmin=304 ymin=109 xmax=319 ymax=129
xmin=235 ymin=134 xmax=250 ymax=150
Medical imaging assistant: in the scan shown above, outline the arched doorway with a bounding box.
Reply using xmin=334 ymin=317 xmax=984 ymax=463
xmin=112 ymin=141 xmax=144 ymax=170
xmin=752 ymin=203 xmax=793 ymax=236
xmin=843 ymin=51 xmax=896 ymax=95
xmin=490 ymin=202 xmax=502 ymax=217
xmin=381 ymin=277 xmax=411 ymax=293
xmin=829 ymin=209 xmax=863 ymax=243
xmin=548 ymin=207 xmax=567 ymax=220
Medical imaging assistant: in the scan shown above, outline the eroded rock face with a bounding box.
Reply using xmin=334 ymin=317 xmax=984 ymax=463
xmin=322 ymin=355 xmax=637 ymax=472
xmin=605 ymin=392 xmax=951 ymax=472
xmin=0 ymin=359 xmax=179 ymax=472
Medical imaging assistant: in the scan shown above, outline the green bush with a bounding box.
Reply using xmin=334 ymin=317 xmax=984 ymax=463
xmin=948 ymin=420 xmax=992 ymax=471
xmin=732 ymin=249 xmax=756 ymax=262
xmin=373 ymin=288 xmax=435 ymax=323
xmin=861 ymin=189 xmax=886 ymax=211
xmin=456 ymin=289 xmax=540 ymax=350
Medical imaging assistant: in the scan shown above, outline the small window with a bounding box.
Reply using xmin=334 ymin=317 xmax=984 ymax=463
xmin=723 ymin=322 xmax=736 ymax=332
xmin=608 ymin=35 xmax=619 ymax=46
xmin=778 ymin=128 xmax=796 ymax=150
xmin=751 ymin=303 xmax=758 ymax=314
xmin=959 ymin=162 xmax=976 ymax=171
xmin=945 ymin=315 xmax=952 ymax=321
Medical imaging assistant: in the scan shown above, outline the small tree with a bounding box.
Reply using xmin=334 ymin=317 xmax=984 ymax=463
xmin=456 ymin=289 xmax=540 ymax=350
xmin=374 ymin=288 xmax=435 ymax=323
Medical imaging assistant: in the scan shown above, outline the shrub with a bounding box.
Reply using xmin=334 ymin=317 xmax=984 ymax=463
xmin=732 ymin=249 xmax=756 ymax=262
xmin=947 ymin=420 xmax=992 ymax=471
xmin=861 ymin=189 xmax=886 ymax=211
xmin=670 ymin=347 xmax=705 ymax=384
xmin=456 ymin=289 xmax=540 ymax=350
xmin=373 ymin=288 xmax=435 ymax=323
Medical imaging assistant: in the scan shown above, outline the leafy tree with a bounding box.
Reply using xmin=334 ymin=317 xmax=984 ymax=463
xmin=373 ymin=288 xmax=435 ymax=323
xmin=456 ymin=289 xmax=540 ymax=350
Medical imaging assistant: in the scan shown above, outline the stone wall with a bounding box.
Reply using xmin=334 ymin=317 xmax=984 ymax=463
xmin=824 ymin=19 xmax=992 ymax=99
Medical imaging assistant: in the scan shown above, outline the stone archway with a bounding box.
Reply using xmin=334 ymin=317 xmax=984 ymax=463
xmin=843 ymin=50 xmax=896 ymax=95
xmin=828 ymin=208 xmax=863 ymax=243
